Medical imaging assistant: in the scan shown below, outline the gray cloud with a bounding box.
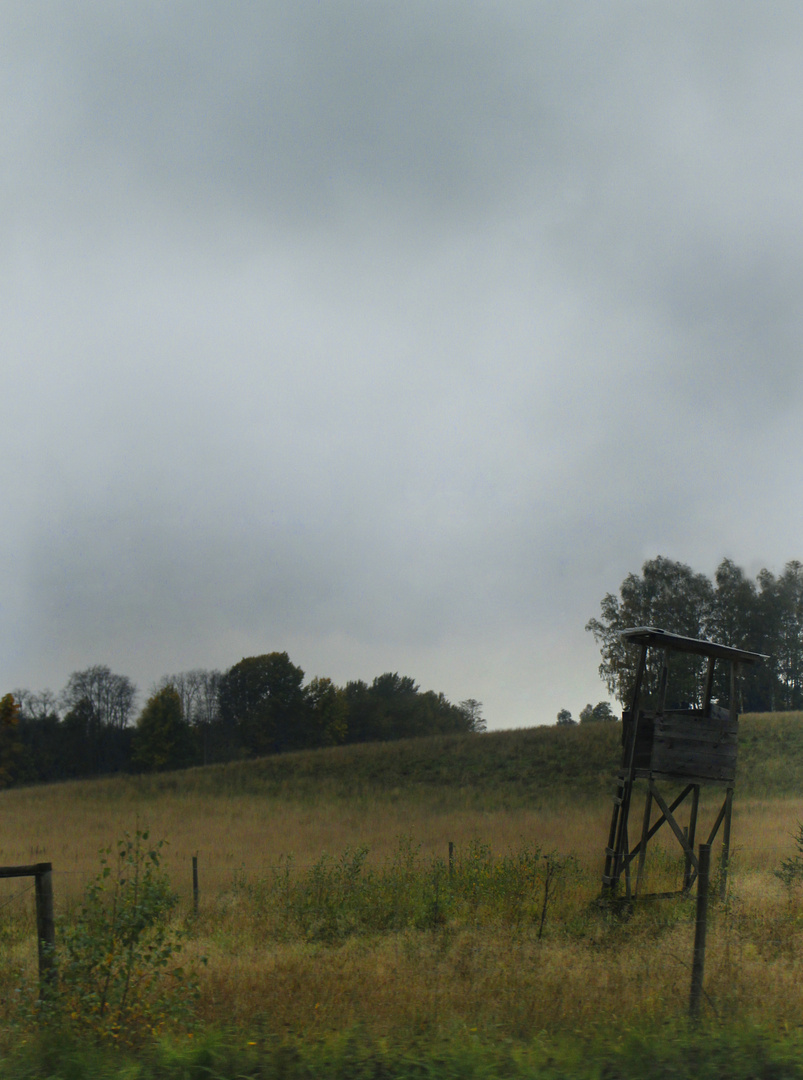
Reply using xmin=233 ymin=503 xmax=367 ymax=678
xmin=3 ymin=3 xmax=803 ymax=726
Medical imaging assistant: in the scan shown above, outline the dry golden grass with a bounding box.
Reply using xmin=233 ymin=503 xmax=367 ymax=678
xmin=187 ymin=868 xmax=803 ymax=1038
xmin=0 ymin=777 xmax=794 ymax=902
xmin=1 ymin=769 xmax=803 ymax=1039
xmin=0 ymin=779 xmax=614 ymax=908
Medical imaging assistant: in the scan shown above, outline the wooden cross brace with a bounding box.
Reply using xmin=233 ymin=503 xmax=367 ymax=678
xmin=617 ymin=781 xmax=732 ymax=899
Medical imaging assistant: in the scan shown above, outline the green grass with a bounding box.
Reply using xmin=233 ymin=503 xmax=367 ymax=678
xmin=103 ymin=711 xmax=803 ymax=808
xmin=7 ymin=1023 xmax=803 ymax=1080
xmin=6 ymin=714 xmax=803 ymax=1078
xmin=733 ymin=711 xmax=803 ymax=795
xmin=108 ymin=723 xmax=622 ymax=809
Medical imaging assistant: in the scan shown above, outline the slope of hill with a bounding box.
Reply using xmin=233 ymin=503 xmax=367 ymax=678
xmin=123 ymin=722 xmax=618 ymax=808
xmin=114 ymin=711 xmax=803 ymax=807
xmin=734 ymin=711 xmax=803 ymax=795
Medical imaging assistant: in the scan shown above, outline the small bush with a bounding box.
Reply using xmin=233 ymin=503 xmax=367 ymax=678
xmin=775 ymin=822 xmax=803 ymax=886
xmin=40 ymin=827 xmax=199 ymax=1046
xmin=225 ymin=836 xmax=574 ymax=944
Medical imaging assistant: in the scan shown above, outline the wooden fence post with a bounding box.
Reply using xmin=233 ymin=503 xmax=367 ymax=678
xmin=689 ymin=843 xmax=711 ymax=1021
xmin=34 ymin=862 xmax=55 ymax=993
xmin=448 ymin=842 xmax=454 ymax=879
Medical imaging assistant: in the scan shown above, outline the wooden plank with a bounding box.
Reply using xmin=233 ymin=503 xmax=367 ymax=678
xmin=621 ymin=781 xmax=695 ymax=872
xmin=635 ymin=787 xmax=653 ymax=896
xmin=635 ymin=710 xmax=739 ymax=782
xmin=689 ymin=844 xmax=712 ymax=1020
xmin=651 ymin=750 xmax=736 ymax=772
xmin=649 ymin=783 xmax=699 ymax=873
xmin=651 ymin=715 xmax=738 ymax=780
xmin=656 ymin=732 xmax=737 ymax=750
xmin=0 ymin=863 xmax=51 ymax=879
xmin=605 ymin=647 xmax=648 ymax=890
xmin=656 ymin=717 xmax=738 ymax=734
xmin=622 ymin=785 xmax=694 ymax=868
xmin=620 ymin=627 xmax=767 ymax=664
xmin=704 ymin=798 xmax=728 ymax=846
xmin=653 ymin=746 xmax=737 ymax=764
xmin=653 ymin=741 xmax=737 ymax=762
xmin=603 ymin=785 xmax=623 ymax=884
xmin=684 ymin=786 xmax=700 ymax=891
xmin=632 ymin=714 xmax=655 ymax=771
xmin=654 ymin=736 xmax=725 ymax=750
xmin=650 ymin=756 xmax=736 ymax=783
xmin=653 ymin=754 xmax=738 ymax=772
xmin=656 ymin=715 xmax=738 ymax=741
xmin=647 ymin=771 xmax=732 ymax=786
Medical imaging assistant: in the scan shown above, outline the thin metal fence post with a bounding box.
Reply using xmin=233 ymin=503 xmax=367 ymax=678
xmin=448 ymin=842 xmax=454 ymax=880
xmin=192 ymin=855 xmax=199 ymax=915
xmin=689 ymin=843 xmax=711 ymax=1021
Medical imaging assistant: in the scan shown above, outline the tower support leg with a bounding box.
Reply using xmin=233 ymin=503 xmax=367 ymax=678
xmin=635 ymin=788 xmax=653 ymax=896
xmin=684 ymin=785 xmax=700 ymax=892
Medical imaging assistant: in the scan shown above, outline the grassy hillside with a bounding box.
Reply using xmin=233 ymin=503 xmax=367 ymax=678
xmin=117 ymin=721 xmax=621 ymax=808
xmin=1 ymin=713 xmax=803 ymax=1074
xmin=112 ymin=710 xmax=803 ymax=807
xmin=0 ymin=711 xmax=795 ymax=899
xmin=733 ymin=711 xmax=803 ymax=794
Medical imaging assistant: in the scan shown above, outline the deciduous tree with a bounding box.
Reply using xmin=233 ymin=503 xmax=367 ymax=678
xmin=586 ymin=556 xmax=714 ymax=706
xmin=579 ymin=702 xmax=616 ymax=723
xmin=61 ymin=665 xmax=136 ymax=730
xmin=458 ymin=698 xmax=486 ymax=732
xmin=304 ymin=676 xmax=348 ymax=747
xmin=133 ymin=687 xmax=191 ymax=771
xmin=218 ymin=653 xmax=306 ymax=755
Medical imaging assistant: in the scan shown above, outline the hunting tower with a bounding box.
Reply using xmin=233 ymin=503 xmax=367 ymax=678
xmin=602 ymin=627 xmax=766 ymax=899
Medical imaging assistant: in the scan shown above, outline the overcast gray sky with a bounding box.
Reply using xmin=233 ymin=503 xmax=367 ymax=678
xmin=3 ymin=2 xmax=803 ymax=727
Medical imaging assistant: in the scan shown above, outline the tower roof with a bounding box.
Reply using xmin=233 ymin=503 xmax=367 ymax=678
xmin=620 ymin=626 xmax=768 ymax=664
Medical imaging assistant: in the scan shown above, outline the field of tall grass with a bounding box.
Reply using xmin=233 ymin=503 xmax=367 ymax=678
xmin=1 ymin=713 xmax=803 ymax=1077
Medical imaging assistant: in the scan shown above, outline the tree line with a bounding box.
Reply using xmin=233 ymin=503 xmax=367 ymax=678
xmin=555 ymin=702 xmax=615 ymax=726
xmin=586 ymin=555 xmax=803 ymax=712
xmin=5 ymin=655 xmax=485 ymax=783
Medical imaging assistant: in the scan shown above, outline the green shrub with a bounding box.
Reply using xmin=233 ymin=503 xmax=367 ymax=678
xmin=40 ymin=827 xmax=199 ymax=1046
xmin=227 ymin=836 xmax=574 ymax=944
xmin=775 ymin=822 xmax=803 ymax=886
